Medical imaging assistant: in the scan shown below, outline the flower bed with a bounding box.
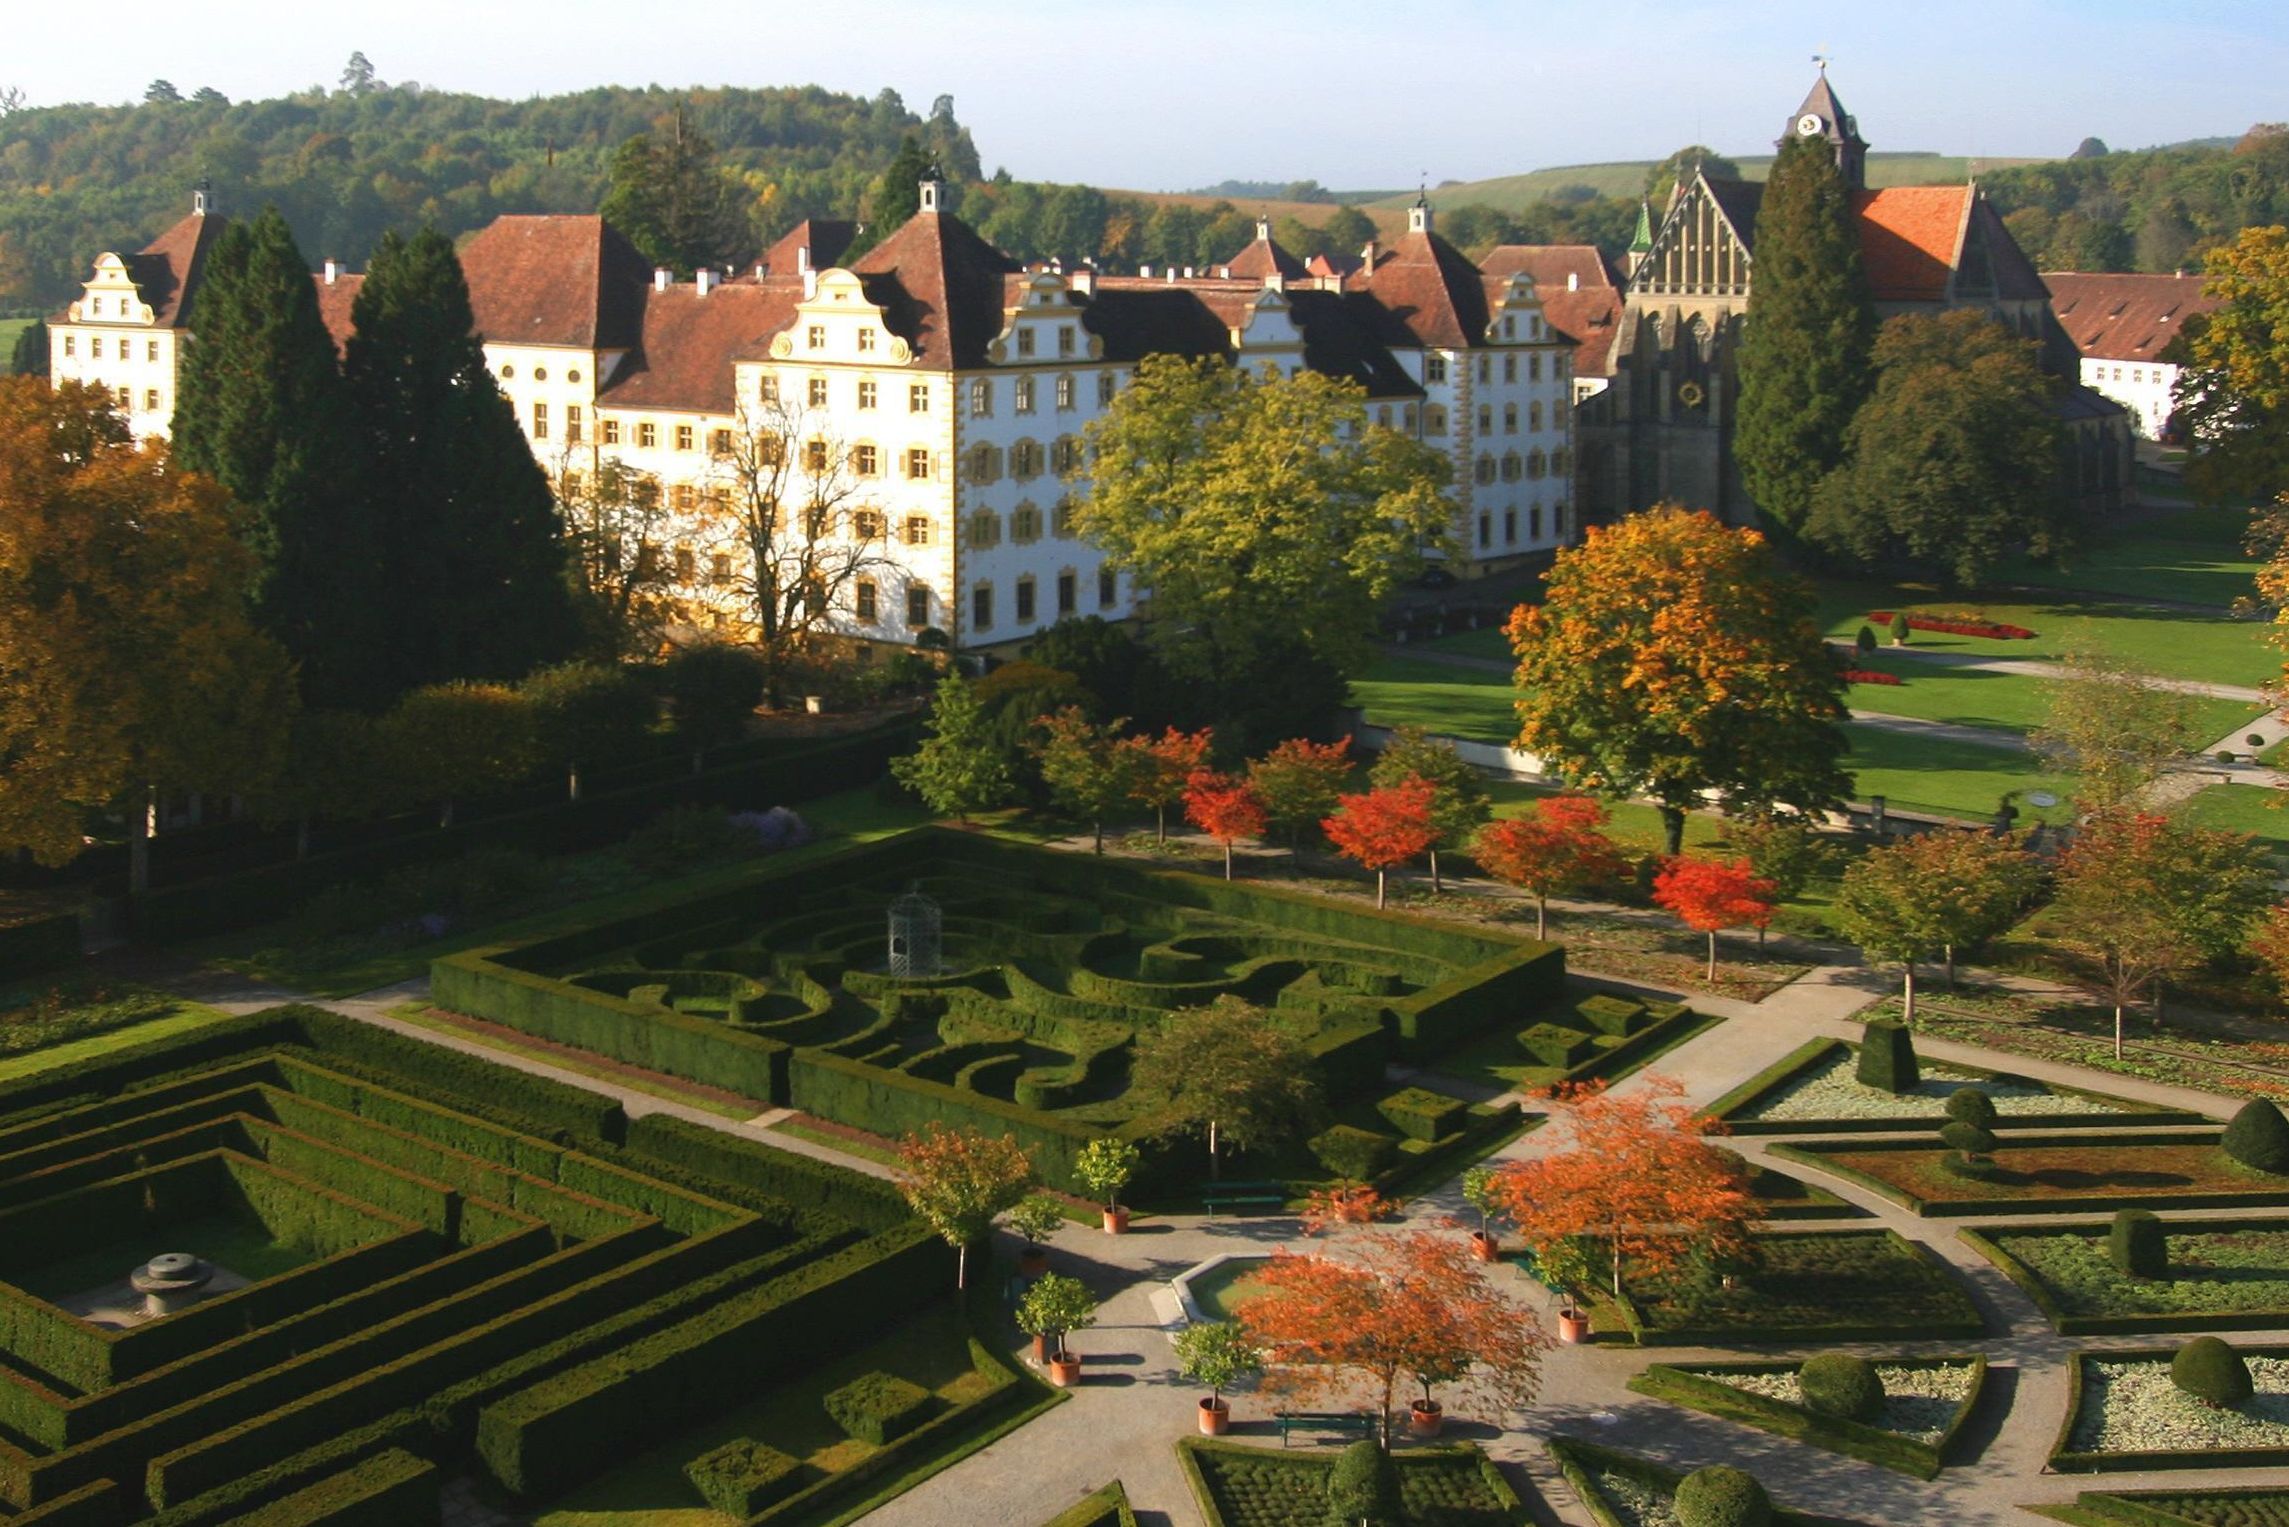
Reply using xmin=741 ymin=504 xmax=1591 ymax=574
xmin=1612 ymin=1229 xmax=1983 ymax=1345
xmin=1773 ymin=1132 xmax=2289 ymax=1217
xmin=1840 ymin=668 xmax=1905 ymax=686
xmin=2058 ymin=1348 xmax=2289 ymax=1471
xmin=1708 ymin=1039 xmax=2172 ymax=1134
xmin=1177 ymin=1439 xmax=1522 ymax=1527
xmin=1547 ymin=1438 xmax=1860 ymax=1527
xmin=1628 ymin=1357 xmax=1984 ymax=1478
xmin=1965 ymin=1218 xmax=2289 ymax=1334
xmin=1866 ymin=611 xmax=2036 ymax=640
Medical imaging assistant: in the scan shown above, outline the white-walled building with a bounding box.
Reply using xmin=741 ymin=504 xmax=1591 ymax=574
xmin=55 ymin=181 xmax=1580 ymax=656
xmin=2043 ymin=271 xmax=2218 ymax=441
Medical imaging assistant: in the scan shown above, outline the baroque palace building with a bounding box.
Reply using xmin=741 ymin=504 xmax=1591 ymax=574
xmin=49 ymin=180 xmax=1577 ymax=657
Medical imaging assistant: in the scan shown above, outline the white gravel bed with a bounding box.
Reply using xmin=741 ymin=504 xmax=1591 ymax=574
xmin=1590 ymin=1468 xmax=1679 ymax=1527
xmin=1692 ymin=1361 xmax=1978 ymax=1442
xmin=1739 ymin=1049 xmax=2130 ymax=1122
xmin=2070 ymin=1357 xmax=2289 ymax=1454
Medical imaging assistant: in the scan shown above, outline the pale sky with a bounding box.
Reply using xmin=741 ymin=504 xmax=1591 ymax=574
xmin=7 ymin=0 xmax=2286 ymax=189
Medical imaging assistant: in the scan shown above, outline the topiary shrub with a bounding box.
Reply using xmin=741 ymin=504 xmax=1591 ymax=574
xmin=1674 ymin=1463 xmax=1773 ymax=1527
xmin=1324 ymin=1437 xmax=1402 ymax=1526
xmin=2108 ymin=1207 xmax=2168 ymax=1279
xmin=1889 ymin=611 xmax=1912 ymax=645
xmin=823 ymin=1371 xmax=935 ymax=1445
xmin=1856 ymin=1021 xmax=1919 ymax=1095
xmin=1940 ymin=1119 xmax=1998 ymax=1177
xmin=684 ymin=1439 xmax=804 ymax=1517
xmin=2222 ymin=1099 xmax=2289 ymax=1175
xmin=1797 ymin=1353 xmax=1885 ymax=1424
xmin=1856 ymin=625 xmax=1878 ymax=655
xmin=1310 ymin=1124 xmax=1396 ymax=1181
xmin=2171 ymin=1336 xmax=2254 ymax=1409
xmin=1944 ymin=1087 xmax=1998 ymax=1128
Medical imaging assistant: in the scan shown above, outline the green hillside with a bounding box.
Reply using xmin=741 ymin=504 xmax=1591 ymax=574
xmin=1376 ymin=152 xmax=2053 ymax=214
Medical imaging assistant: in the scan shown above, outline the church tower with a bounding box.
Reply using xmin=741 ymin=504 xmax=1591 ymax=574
xmin=1782 ymin=64 xmax=1867 ymax=190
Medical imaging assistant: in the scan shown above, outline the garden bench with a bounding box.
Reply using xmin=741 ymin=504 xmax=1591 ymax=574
xmin=1200 ymin=1180 xmax=1286 ymax=1215
xmin=1275 ymin=1410 xmax=1379 ymax=1447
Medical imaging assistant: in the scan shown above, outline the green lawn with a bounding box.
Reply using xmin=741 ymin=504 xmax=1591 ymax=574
xmin=1843 ymin=656 xmax=2264 ymax=745
xmin=1422 ymin=626 xmax=1516 ymax=663
xmin=1996 ymin=506 xmax=2264 ymax=608
xmin=0 ymin=318 xmax=30 ymax=372
xmin=1349 ymin=655 xmax=1518 ymax=747
xmin=0 ymin=996 xmax=237 ymax=1082
xmin=1840 ymin=723 xmax=2078 ymax=825
xmin=16 ymin=1215 xmax=313 ymax=1303
xmin=2181 ymin=782 xmax=2289 ymax=859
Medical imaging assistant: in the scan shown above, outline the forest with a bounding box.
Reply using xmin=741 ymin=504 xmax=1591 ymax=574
xmin=1981 ymin=125 xmax=2289 ymax=272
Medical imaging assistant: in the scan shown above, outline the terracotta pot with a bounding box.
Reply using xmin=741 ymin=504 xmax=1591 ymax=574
xmin=1469 ymin=1230 xmax=1498 ymax=1263
xmin=1557 ymin=1308 xmax=1591 ymax=1345
xmin=1198 ymin=1397 xmax=1230 ymax=1435
xmin=1046 ymin=1355 xmax=1082 ymax=1388
xmin=1409 ymin=1400 xmax=1443 ymax=1438
xmin=1102 ymin=1207 xmax=1130 ymax=1235
xmin=1019 ymin=1248 xmax=1049 ymax=1276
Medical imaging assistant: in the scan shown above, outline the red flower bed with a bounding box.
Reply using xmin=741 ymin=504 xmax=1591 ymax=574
xmin=1867 ymin=611 xmax=2036 ymax=641
xmin=1840 ymin=669 xmax=1903 ymax=686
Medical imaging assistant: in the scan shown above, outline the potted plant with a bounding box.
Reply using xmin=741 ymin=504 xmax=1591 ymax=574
xmin=1017 ymin=1273 xmax=1096 ymax=1388
xmin=1075 ymin=1137 xmax=1141 ymax=1234
xmin=1008 ymin=1197 xmax=1063 ymax=1277
xmin=1461 ymin=1166 xmax=1503 ymax=1262
xmin=1172 ymin=1319 xmax=1262 ymax=1435
xmin=1534 ymin=1236 xmax=1596 ymax=1345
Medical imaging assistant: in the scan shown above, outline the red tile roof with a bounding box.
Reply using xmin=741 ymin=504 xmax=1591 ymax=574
xmin=459 ymin=215 xmax=650 ymax=350
xmin=600 ymin=280 xmax=804 ymax=413
xmin=1357 ymin=227 xmax=1492 ymax=349
xmin=758 ymin=219 xmax=859 ymax=277
xmin=1852 ymin=187 xmax=1971 ymax=302
xmin=2042 ymin=271 xmax=2218 ymax=362
xmin=1222 ymin=228 xmax=1308 ymax=282
xmin=852 ymin=209 xmax=1024 ymax=371
xmin=122 ymin=209 xmax=227 ymax=328
xmin=1479 ymin=245 xmax=1624 ymax=374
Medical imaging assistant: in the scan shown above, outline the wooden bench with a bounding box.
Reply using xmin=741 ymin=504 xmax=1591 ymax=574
xmin=1200 ymin=1180 xmax=1287 ymax=1215
xmin=1275 ymin=1410 xmax=1379 ymax=1447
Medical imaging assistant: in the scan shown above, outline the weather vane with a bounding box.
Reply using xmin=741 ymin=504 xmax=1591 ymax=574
xmin=1813 ymin=50 xmax=1831 ymax=72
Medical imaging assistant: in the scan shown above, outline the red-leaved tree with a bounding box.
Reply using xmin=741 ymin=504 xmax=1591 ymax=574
xmin=1489 ymin=1076 xmax=1757 ymax=1305
xmin=1472 ymin=795 xmax=1627 ymax=938
xmin=1652 ymin=856 xmax=1778 ymax=980
xmin=1322 ymin=777 xmax=1439 ymax=908
xmin=1122 ymin=726 xmax=1213 ymax=843
xmin=1184 ymin=770 xmax=1268 ymax=880
xmin=1238 ymin=1230 xmax=1548 ymax=1447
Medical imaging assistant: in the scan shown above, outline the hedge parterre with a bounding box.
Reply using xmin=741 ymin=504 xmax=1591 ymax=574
xmin=431 ymin=828 xmax=1567 ymax=1192
xmin=0 ymin=1004 xmax=941 ymax=1525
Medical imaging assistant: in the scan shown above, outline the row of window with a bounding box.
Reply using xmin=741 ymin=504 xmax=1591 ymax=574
xmin=966 ymin=568 xmax=1118 ymax=633
xmin=964 ymin=501 xmax=1078 ymax=548
xmin=60 ymin=334 xmax=161 ymax=362
xmin=2104 ymin=365 xmax=2165 ymax=385
xmin=1473 ymin=503 xmax=1568 ymax=549
xmin=1424 ymin=348 xmax=1562 ymax=386
xmin=1471 ymin=448 xmax=1571 ymax=485
xmin=497 ymin=364 xmax=584 ymax=384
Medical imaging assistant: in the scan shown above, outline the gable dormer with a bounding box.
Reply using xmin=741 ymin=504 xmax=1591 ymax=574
xmin=69 ymin=252 xmax=160 ymax=326
xmin=1230 ymin=283 xmax=1304 ymax=357
xmin=987 ymin=272 xmax=1099 ymax=365
xmin=1486 ymin=269 xmax=1548 ymax=345
xmin=770 ymin=267 xmax=910 ymax=365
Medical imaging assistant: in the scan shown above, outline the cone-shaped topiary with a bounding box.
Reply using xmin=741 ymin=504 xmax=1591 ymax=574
xmin=1674 ymin=1464 xmax=1774 ymax=1527
xmin=1856 ymin=1021 xmax=1919 ymax=1094
xmin=2222 ymin=1100 xmax=2289 ymax=1175
xmin=2109 ymin=1208 xmax=2168 ymax=1279
xmin=2172 ymin=1336 xmax=2254 ymax=1409
xmin=1798 ymin=1353 xmax=1885 ymax=1424
xmin=1944 ymin=1087 xmax=1998 ymax=1128
xmin=1325 ymin=1438 xmax=1402 ymax=1526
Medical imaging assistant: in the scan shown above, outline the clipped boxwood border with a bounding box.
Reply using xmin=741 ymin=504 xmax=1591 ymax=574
xmin=1963 ymin=1215 xmax=2289 ymax=1335
xmin=2063 ymin=1487 xmax=2289 ymax=1524
xmin=1706 ymin=1039 xmax=2204 ymax=1136
xmin=2052 ymin=1343 xmax=2289 ymax=1473
xmin=1037 ymin=1479 xmax=1138 ymax=1527
xmin=1176 ymin=1437 xmax=1527 ymax=1527
xmin=1626 ymin=1355 xmax=1988 ymax=1479
xmin=1769 ymin=1131 xmax=2289 ymax=1219
xmin=1546 ymin=1436 xmax=1862 ymax=1527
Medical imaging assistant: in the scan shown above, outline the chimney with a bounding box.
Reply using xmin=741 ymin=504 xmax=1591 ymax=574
xmin=322 ymin=258 xmax=341 ymax=286
xmin=1361 ymin=241 xmax=1380 ymax=276
xmin=802 ymin=268 xmax=818 ymax=300
xmin=653 ymin=267 xmax=673 ymax=293
xmin=753 ymin=262 xmax=767 ymax=280
xmin=1138 ymin=263 xmax=1153 ymax=279
xmin=1182 ymin=266 xmax=1196 ymax=279
xmin=1568 ymin=271 xmax=1579 ymax=292
xmin=1217 ymin=265 xmax=1231 ymax=279
xmin=1070 ymin=269 xmax=1095 ymax=296
xmin=1264 ymin=272 xmax=1285 ymax=294
xmin=1165 ymin=268 xmax=1178 ymax=284
xmin=797 ymin=244 xmax=811 ymax=275
xmin=696 ymin=267 xmax=719 ymax=297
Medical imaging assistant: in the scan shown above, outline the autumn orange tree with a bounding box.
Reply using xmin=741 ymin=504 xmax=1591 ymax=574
xmin=1472 ymin=795 xmax=1627 ymax=938
xmin=1322 ymin=778 xmax=1439 ymax=908
xmin=892 ymin=1123 xmax=1038 ymax=1291
xmin=1490 ymin=1076 xmax=1758 ymax=1303
xmin=1121 ymin=726 xmax=1212 ymax=843
xmin=1508 ymin=504 xmax=1849 ymax=856
xmin=1238 ymin=1230 xmax=1547 ymax=1447
xmin=1246 ymin=736 xmax=1354 ymax=851
xmin=1184 ymin=770 xmax=1268 ymax=880
xmin=1653 ymin=856 xmax=1779 ymax=980
xmin=0 ymin=378 xmax=295 ymax=884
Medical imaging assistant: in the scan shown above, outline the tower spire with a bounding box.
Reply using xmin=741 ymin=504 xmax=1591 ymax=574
xmin=1783 ymin=64 xmax=1867 ymax=190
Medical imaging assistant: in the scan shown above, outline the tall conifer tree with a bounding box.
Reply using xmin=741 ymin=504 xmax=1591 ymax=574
xmin=1733 ymin=133 xmax=1876 ymax=534
xmin=171 ymin=207 xmax=385 ymax=708
xmin=344 ymin=227 xmax=576 ymax=693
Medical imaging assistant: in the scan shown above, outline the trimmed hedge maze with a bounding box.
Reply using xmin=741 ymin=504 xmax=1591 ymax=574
xmin=433 ymin=829 xmax=1568 ymax=1191
xmin=0 ymin=1005 xmax=950 ymax=1525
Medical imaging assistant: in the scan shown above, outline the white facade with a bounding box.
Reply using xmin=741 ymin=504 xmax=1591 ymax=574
xmin=49 ymin=250 xmax=186 ymax=440
xmin=2079 ymin=356 xmax=2178 ymax=442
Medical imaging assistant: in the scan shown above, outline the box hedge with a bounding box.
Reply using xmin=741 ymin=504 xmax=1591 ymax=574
xmin=1309 ymin=1125 xmax=1396 ymax=1181
xmin=685 ymin=1439 xmax=804 ymax=1517
xmin=217 ymin=1447 xmax=439 ymax=1527
xmin=1576 ymin=994 xmax=1648 ymax=1036
xmin=1518 ymin=1023 xmax=1600 ymax=1068
xmin=1375 ymin=1087 xmax=1470 ymax=1143
xmin=823 ymin=1371 xmax=935 ymax=1446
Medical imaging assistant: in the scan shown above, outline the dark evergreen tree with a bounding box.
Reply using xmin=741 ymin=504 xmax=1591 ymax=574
xmin=873 ymin=134 xmax=935 ymax=232
xmin=7 ymin=319 xmax=46 ymax=376
xmin=1733 ymin=132 xmax=1876 ymax=535
xmin=171 ymin=207 xmax=385 ymax=708
xmin=597 ymin=112 xmax=755 ymax=275
xmin=344 ymin=227 xmax=576 ymax=692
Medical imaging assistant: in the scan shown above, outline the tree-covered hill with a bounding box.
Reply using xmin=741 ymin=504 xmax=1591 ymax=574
xmin=0 ymin=75 xmax=980 ymax=310
xmin=1978 ymin=125 xmax=2289 ymax=271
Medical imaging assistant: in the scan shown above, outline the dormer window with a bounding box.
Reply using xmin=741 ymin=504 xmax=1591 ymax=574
xmin=1424 ymin=356 xmax=1447 ymax=384
xmin=1016 ymin=327 xmax=1036 ymax=358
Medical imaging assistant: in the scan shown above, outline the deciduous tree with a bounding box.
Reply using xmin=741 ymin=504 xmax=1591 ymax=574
xmin=1652 ymin=857 xmax=1778 ymax=981
xmin=1322 ymin=778 xmax=1440 ymax=908
xmin=1128 ymin=996 xmax=1324 ymax=1179
xmin=1722 ymin=815 xmax=1836 ymax=946
xmin=892 ymin=672 xmax=1013 ymax=823
xmin=2175 ymin=226 xmax=2289 ymax=503
xmin=1246 ymin=736 xmax=1353 ymax=851
xmin=892 ymin=1122 xmax=1037 ymax=1290
xmin=1508 ymin=505 xmax=1849 ymax=856
xmin=1029 ymin=706 xmax=1138 ymax=853
xmin=1490 ymin=1076 xmax=1758 ymax=1300
xmin=1183 ymin=770 xmax=1267 ymax=880
xmin=553 ymin=457 xmax=685 ymax=660
xmin=1834 ymin=830 xmax=2037 ymax=1018
xmin=2030 ymin=648 xmax=2197 ymax=811
xmin=1238 ymin=1230 xmax=1546 ymax=1448
xmin=1121 ymin=725 xmax=1210 ymax=843
xmin=1734 ymin=131 xmax=1876 ymax=535
xmin=521 ymin=661 xmax=655 ymax=801
xmin=378 ymin=682 xmax=538 ymax=828
xmin=1369 ymin=726 xmax=1490 ymax=891
xmin=1471 ymin=795 xmax=1625 ymax=938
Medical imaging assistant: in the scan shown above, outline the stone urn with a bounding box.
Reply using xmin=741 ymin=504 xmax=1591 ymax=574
xmin=130 ymin=1253 xmax=214 ymax=1319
